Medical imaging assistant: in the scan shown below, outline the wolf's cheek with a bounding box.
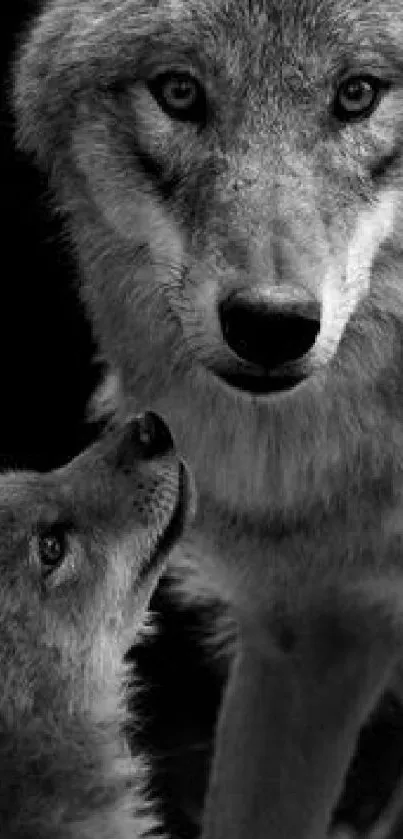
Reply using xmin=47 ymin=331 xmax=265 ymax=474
xmin=71 ymin=114 xmax=185 ymax=270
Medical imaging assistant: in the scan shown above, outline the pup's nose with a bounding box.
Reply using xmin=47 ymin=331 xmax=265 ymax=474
xmin=219 ymin=290 xmax=320 ymax=370
xmin=114 ymin=412 xmax=175 ymax=469
xmin=131 ymin=411 xmax=175 ymax=459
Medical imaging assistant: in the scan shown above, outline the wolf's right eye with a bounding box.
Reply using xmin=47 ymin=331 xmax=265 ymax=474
xmin=333 ymin=75 xmax=387 ymax=122
xmin=147 ymin=72 xmax=207 ymax=124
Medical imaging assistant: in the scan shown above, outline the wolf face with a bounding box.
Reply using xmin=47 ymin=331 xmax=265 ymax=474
xmin=0 ymin=413 xmax=191 ymax=715
xmin=13 ymin=0 xmax=403 ymax=525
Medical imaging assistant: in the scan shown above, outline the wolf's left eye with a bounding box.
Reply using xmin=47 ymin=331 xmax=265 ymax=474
xmin=333 ymin=75 xmax=386 ymax=121
xmin=37 ymin=525 xmax=68 ymax=574
xmin=148 ymin=72 xmax=206 ymax=124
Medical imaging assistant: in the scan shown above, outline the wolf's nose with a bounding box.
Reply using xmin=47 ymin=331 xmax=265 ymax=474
xmin=219 ymin=290 xmax=320 ymax=370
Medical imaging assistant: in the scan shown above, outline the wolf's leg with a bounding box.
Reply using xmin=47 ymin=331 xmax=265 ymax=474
xmin=201 ymin=614 xmax=398 ymax=839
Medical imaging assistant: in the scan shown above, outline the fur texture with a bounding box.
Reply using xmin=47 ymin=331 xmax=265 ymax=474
xmin=0 ymin=415 xmax=192 ymax=838
xmin=12 ymin=1 xmax=403 ymax=836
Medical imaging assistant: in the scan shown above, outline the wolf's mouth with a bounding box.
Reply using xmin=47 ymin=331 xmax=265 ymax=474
xmin=207 ymin=347 xmax=311 ymax=395
xmin=332 ymin=690 xmax=403 ymax=837
xmin=214 ymin=369 xmax=305 ymax=395
xmin=208 ymin=356 xmax=308 ymax=396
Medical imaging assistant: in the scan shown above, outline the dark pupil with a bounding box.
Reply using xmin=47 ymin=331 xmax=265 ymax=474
xmin=39 ymin=532 xmax=64 ymax=567
xmin=166 ymin=79 xmax=195 ymax=106
xmin=343 ymin=80 xmax=371 ymax=104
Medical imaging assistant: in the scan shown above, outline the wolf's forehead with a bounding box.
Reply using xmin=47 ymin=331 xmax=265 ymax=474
xmin=154 ymin=0 xmax=400 ymax=40
xmin=71 ymin=0 xmax=401 ymax=87
xmin=157 ymin=0 xmax=396 ymax=25
xmin=139 ymin=0 xmax=401 ymax=93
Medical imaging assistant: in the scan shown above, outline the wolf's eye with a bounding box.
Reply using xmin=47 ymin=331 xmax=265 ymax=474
xmin=38 ymin=525 xmax=68 ymax=573
xmin=148 ymin=72 xmax=206 ymax=123
xmin=333 ymin=75 xmax=386 ymax=121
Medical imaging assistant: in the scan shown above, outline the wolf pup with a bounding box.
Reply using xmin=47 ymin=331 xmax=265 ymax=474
xmin=0 ymin=412 xmax=193 ymax=839
xmin=13 ymin=1 xmax=403 ymax=837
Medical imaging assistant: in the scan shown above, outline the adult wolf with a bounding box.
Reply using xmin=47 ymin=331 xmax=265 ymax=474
xmin=14 ymin=0 xmax=403 ymax=836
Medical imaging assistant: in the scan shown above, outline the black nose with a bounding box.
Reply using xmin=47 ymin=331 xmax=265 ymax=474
xmin=132 ymin=411 xmax=175 ymax=458
xmin=115 ymin=412 xmax=175 ymax=470
xmin=219 ymin=291 xmax=320 ymax=370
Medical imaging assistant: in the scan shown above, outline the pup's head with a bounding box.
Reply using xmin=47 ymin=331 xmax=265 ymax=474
xmin=13 ymin=0 xmax=403 ymax=512
xmin=0 ymin=412 xmax=193 ymax=716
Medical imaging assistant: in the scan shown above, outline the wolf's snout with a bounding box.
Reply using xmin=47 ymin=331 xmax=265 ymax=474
xmin=116 ymin=412 xmax=175 ymax=469
xmin=219 ymin=289 xmax=320 ymax=371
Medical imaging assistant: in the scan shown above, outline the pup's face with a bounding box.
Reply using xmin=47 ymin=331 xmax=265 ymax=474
xmin=0 ymin=413 xmax=193 ymax=712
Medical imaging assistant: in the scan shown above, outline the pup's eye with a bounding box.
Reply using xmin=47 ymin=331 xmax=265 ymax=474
xmin=333 ymin=75 xmax=386 ymax=121
xmin=38 ymin=526 xmax=68 ymax=574
xmin=148 ymin=72 xmax=206 ymax=123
